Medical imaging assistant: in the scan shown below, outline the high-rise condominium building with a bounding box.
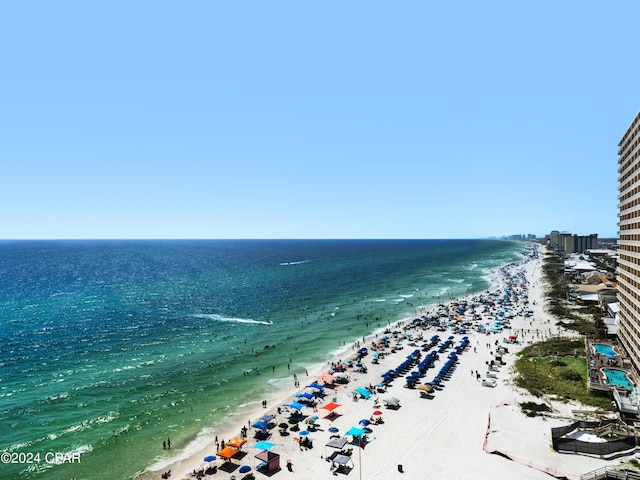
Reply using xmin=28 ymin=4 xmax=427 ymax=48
xmin=617 ymin=111 xmax=640 ymax=377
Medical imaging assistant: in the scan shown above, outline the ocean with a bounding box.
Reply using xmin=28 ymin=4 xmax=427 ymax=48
xmin=0 ymin=239 xmax=523 ymax=479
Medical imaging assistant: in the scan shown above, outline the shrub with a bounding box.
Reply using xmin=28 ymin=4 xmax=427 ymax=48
xmin=560 ymin=370 xmax=583 ymax=382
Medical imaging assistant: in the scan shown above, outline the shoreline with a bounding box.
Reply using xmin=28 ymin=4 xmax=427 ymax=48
xmin=133 ymin=257 xmax=511 ymax=479
xmin=137 ymin=244 xmax=615 ymax=480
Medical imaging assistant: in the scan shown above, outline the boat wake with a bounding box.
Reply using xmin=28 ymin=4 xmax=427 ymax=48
xmin=192 ymin=313 xmax=272 ymax=325
xmin=279 ymin=260 xmax=309 ymax=266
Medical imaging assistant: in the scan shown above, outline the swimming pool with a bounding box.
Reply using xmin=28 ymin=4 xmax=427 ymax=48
xmin=593 ymin=343 xmax=617 ymax=356
xmin=602 ymin=368 xmax=635 ymax=391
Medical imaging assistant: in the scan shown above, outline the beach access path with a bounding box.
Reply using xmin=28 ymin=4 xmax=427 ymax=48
xmin=147 ymin=252 xmax=614 ymax=480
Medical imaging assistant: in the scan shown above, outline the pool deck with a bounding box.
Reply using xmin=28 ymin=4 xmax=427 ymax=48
xmin=586 ymin=340 xmax=637 ymax=394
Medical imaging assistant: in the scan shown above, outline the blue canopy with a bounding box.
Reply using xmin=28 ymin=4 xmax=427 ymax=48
xmin=355 ymin=387 xmax=371 ymax=399
xmin=284 ymin=402 xmax=304 ymax=411
xmin=203 ymin=455 xmax=216 ymax=462
xmin=307 ymin=383 xmax=325 ymax=390
xmin=345 ymin=426 xmax=367 ymax=437
xmin=252 ymin=421 xmax=269 ymax=430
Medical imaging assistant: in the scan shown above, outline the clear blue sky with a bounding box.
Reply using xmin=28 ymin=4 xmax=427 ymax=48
xmin=1 ymin=1 xmax=637 ymax=239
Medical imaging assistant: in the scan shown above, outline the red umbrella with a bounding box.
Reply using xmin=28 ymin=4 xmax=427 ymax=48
xmin=372 ymin=410 xmax=383 ymax=416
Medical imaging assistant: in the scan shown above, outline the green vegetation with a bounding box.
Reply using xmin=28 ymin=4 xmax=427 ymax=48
xmin=541 ymin=254 xmax=605 ymax=336
xmin=514 ymin=338 xmax=614 ymax=411
xmin=512 ymin=249 xmax=618 ymax=412
xmin=519 ymin=401 xmax=551 ymax=417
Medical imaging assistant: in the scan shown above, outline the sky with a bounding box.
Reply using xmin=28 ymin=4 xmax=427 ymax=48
xmin=1 ymin=1 xmax=638 ymax=240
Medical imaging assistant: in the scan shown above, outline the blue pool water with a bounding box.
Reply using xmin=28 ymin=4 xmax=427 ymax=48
xmin=602 ymin=368 xmax=635 ymax=391
xmin=593 ymin=343 xmax=616 ymax=356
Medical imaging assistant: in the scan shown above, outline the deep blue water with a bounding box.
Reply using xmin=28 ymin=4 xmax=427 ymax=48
xmin=0 ymin=239 xmax=522 ymax=479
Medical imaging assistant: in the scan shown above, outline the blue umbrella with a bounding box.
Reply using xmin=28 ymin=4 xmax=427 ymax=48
xmin=328 ymin=426 xmax=339 ymax=433
xmin=299 ymin=430 xmax=310 ymax=436
xmin=203 ymin=455 xmax=216 ymax=462
xmin=239 ymin=465 xmax=251 ymax=473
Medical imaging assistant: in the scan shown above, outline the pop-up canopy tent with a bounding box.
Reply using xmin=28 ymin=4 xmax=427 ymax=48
xmin=324 ymin=437 xmax=348 ymax=457
xmin=217 ymin=447 xmax=240 ymax=459
xmin=217 ymin=446 xmax=241 ymax=473
xmin=331 ymin=454 xmax=354 ymax=473
xmin=227 ymin=437 xmax=247 ymax=449
xmin=384 ymin=396 xmax=400 ymax=409
xmin=255 ymin=449 xmax=280 ymax=473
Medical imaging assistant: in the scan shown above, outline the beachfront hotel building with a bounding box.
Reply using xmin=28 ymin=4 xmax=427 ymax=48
xmin=616 ymin=110 xmax=640 ymax=377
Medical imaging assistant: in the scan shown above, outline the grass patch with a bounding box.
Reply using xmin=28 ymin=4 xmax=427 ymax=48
xmin=515 ymin=338 xmax=615 ymax=411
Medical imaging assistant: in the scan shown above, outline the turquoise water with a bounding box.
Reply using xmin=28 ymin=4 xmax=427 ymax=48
xmin=0 ymin=239 xmax=523 ymax=479
xmin=602 ymin=368 xmax=634 ymax=391
xmin=593 ymin=344 xmax=617 ymax=356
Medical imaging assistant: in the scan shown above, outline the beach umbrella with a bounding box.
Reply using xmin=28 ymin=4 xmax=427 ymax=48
xmin=239 ymin=465 xmax=251 ymax=473
xmin=203 ymin=455 xmax=216 ymax=462
xmin=372 ymin=410 xmax=383 ymax=416
xmin=299 ymin=430 xmax=310 ymax=436
xmin=328 ymin=426 xmax=339 ymax=433
xmin=304 ymin=417 xmax=316 ymax=425
xmin=359 ymin=419 xmax=371 ymax=426
xmin=279 ymin=422 xmax=289 ymax=430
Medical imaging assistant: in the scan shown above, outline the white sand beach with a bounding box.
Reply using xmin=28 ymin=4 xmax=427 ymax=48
xmin=142 ymin=249 xmax=621 ymax=480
